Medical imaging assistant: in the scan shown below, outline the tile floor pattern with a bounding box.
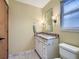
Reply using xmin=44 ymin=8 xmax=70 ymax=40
xmin=9 ymin=50 xmax=40 ymax=59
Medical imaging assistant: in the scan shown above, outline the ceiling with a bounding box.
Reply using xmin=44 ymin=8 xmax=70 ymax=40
xmin=16 ymin=0 xmax=50 ymax=8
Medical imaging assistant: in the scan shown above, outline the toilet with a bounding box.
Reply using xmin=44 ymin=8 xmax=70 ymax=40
xmin=54 ymin=43 xmax=79 ymax=59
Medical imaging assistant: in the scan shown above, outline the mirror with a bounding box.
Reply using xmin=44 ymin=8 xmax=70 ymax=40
xmin=43 ymin=8 xmax=53 ymax=32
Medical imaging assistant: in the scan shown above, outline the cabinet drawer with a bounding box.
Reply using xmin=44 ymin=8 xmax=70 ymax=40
xmin=35 ymin=36 xmax=47 ymax=43
xmin=43 ymin=44 xmax=47 ymax=59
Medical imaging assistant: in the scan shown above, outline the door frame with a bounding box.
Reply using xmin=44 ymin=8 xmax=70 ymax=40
xmin=4 ymin=0 xmax=9 ymax=59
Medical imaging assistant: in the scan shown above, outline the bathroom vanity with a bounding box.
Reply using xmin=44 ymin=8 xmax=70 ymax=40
xmin=35 ymin=32 xmax=59 ymax=59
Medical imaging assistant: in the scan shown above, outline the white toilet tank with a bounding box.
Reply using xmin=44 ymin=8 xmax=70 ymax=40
xmin=59 ymin=43 xmax=79 ymax=59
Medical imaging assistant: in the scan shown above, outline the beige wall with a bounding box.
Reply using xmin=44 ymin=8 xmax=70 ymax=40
xmin=42 ymin=0 xmax=79 ymax=47
xmin=9 ymin=0 xmax=42 ymax=54
xmin=9 ymin=0 xmax=79 ymax=54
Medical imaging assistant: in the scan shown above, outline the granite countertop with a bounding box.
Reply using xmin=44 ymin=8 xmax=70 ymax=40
xmin=35 ymin=32 xmax=59 ymax=40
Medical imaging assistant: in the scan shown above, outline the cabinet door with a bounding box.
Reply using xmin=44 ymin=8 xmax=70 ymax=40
xmin=41 ymin=42 xmax=43 ymax=58
xmin=35 ymin=38 xmax=39 ymax=52
xmin=43 ymin=44 xmax=47 ymax=59
xmin=35 ymin=38 xmax=38 ymax=50
xmin=0 ymin=0 xmax=8 ymax=59
xmin=39 ymin=41 xmax=43 ymax=58
xmin=35 ymin=37 xmax=40 ymax=53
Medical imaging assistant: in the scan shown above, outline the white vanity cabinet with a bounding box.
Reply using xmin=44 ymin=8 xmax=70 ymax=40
xmin=35 ymin=33 xmax=59 ymax=59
